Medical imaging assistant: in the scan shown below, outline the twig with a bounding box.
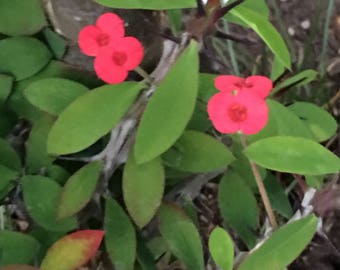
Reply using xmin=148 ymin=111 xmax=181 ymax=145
xmin=240 ymin=134 xmax=278 ymax=229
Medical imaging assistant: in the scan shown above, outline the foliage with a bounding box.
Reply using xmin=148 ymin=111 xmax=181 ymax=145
xmin=0 ymin=0 xmax=338 ymax=269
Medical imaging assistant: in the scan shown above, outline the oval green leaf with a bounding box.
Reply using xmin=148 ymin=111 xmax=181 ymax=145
xmin=24 ymin=78 xmax=88 ymax=115
xmin=0 ymin=231 xmax=40 ymax=266
xmin=162 ymin=130 xmax=234 ymax=172
xmin=40 ymin=230 xmax=104 ymax=270
xmin=272 ymin=69 xmax=318 ymax=95
xmin=238 ymin=215 xmax=317 ymax=270
xmin=26 ymin=115 xmax=55 ymax=173
xmin=289 ymin=102 xmax=337 ymax=142
xmin=95 ymin=0 xmax=196 ymax=9
xmin=159 ymin=203 xmax=204 ymax=270
xmin=267 ymin=99 xmax=314 ymax=140
xmin=0 ymin=138 xmax=21 ymax=171
xmin=22 ymin=175 xmax=77 ymax=232
xmin=263 ymin=173 xmax=293 ymax=218
xmin=208 ymin=227 xmax=234 ymax=270
xmin=58 ymin=161 xmax=103 ymax=219
xmin=218 ymin=171 xmax=258 ymax=248
xmin=123 ymin=152 xmax=164 ymax=228
xmin=0 ymin=37 xmax=52 ymax=81
xmin=0 ymin=165 xmax=19 ymax=200
xmin=48 ymin=83 xmax=141 ymax=155
xmin=0 ymin=0 xmax=46 ymax=36
xmin=244 ymin=136 xmax=340 ymax=175
xmin=105 ymin=198 xmax=136 ymax=270
xmin=230 ymin=6 xmax=291 ymax=69
xmin=135 ymin=41 xmax=199 ymax=164
xmin=0 ymin=74 xmax=13 ymax=107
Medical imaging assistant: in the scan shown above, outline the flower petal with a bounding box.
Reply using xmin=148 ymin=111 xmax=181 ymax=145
xmin=245 ymin=75 xmax=273 ymax=98
xmin=96 ymin=13 xmax=125 ymax=39
xmin=214 ymin=75 xmax=242 ymax=92
xmin=114 ymin=37 xmax=144 ymax=70
xmin=94 ymin=49 xmax=128 ymax=84
xmin=237 ymin=91 xmax=269 ymax=134
xmin=78 ymin=25 xmax=102 ymax=56
xmin=207 ymin=92 xmax=241 ymax=134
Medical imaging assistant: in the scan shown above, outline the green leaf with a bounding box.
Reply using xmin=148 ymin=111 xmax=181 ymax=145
xmin=198 ymin=73 xmax=217 ymax=102
xmin=48 ymin=83 xmax=141 ymax=155
xmin=159 ymin=204 xmax=205 ymax=270
xmin=22 ymin=175 xmax=77 ymax=232
xmin=136 ymin=239 xmax=158 ymax=270
xmin=123 ymin=153 xmax=164 ymax=228
xmin=95 ymin=0 xmax=196 ymax=9
xmin=230 ymin=141 xmax=267 ymax=189
xmin=238 ymin=215 xmax=317 ymax=270
xmin=267 ymin=99 xmax=314 ymax=140
xmin=0 ymin=37 xmax=52 ymax=81
xmin=24 ymin=78 xmax=88 ymax=115
xmin=0 ymin=0 xmax=46 ymax=36
xmin=0 ymin=165 xmax=19 ymax=200
xmin=0 ymin=74 xmax=13 ymax=107
xmin=187 ymin=101 xmax=211 ymax=132
xmin=229 ymin=6 xmax=291 ymax=69
xmin=289 ymin=102 xmax=337 ymax=142
xmin=272 ymin=69 xmax=318 ymax=95
xmin=8 ymin=60 xmax=101 ymax=122
xmin=58 ymin=161 xmax=103 ymax=219
xmin=162 ymin=130 xmax=234 ymax=172
xmin=43 ymin=28 xmax=67 ymax=59
xmin=46 ymin=165 xmax=70 ymax=186
xmin=244 ymin=136 xmax=340 ymax=175
xmin=225 ymin=0 xmax=269 ymax=26
xmin=0 ymin=231 xmax=40 ymax=266
xmin=135 ymin=41 xmax=199 ymax=164
xmin=305 ymin=175 xmax=323 ymax=189
xmin=264 ymin=173 xmax=293 ymax=218
xmin=218 ymin=171 xmax=258 ymax=248
xmin=105 ymin=198 xmax=136 ymax=270
xmin=270 ymin=57 xmax=286 ymax=81
xmin=26 ymin=115 xmax=55 ymax=173
xmin=208 ymin=227 xmax=234 ymax=270
xmin=0 ymin=138 xmax=21 ymax=171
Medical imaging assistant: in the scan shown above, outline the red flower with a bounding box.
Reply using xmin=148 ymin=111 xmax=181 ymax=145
xmin=78 ymin=12 xmax=144 ymax=84
xmin=78 ymin=13 xmax=125 ymax=56
xmin=215 ymin=75 xmax=273 ymax=99
xmin=207 ymin=91 xmax=269 ymax=135
xmin=94 ymin=37 xmax=144 ymax=84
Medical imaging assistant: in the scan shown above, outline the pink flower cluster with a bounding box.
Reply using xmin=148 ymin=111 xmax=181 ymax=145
xmin=78 ymin=13 xmax=144 ymax=84
xmin=207 ymin=75 xmax=273 ymax=135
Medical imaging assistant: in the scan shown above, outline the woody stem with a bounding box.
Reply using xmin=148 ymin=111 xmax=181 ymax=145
xmin=240 ymin=134 xmax=278 ymax=229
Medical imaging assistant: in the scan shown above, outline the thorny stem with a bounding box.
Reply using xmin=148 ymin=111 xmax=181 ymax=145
xmin=240 ymin=134 xmax=278 ymax=229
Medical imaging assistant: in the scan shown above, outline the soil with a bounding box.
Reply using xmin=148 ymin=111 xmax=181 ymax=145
xmin=43 ymin=0 xmax=340 ymax=269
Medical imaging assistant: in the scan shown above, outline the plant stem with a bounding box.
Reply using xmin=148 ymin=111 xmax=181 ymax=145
xmin=134 ymin=66 xmax=153 ymax=83
xmin=240 ymin=134 xmax=278 ymax=229
xmin=292 ymin=174 xmax=308 ymax=193
xmin=320 ymin=0 xmax=334 ymax=76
